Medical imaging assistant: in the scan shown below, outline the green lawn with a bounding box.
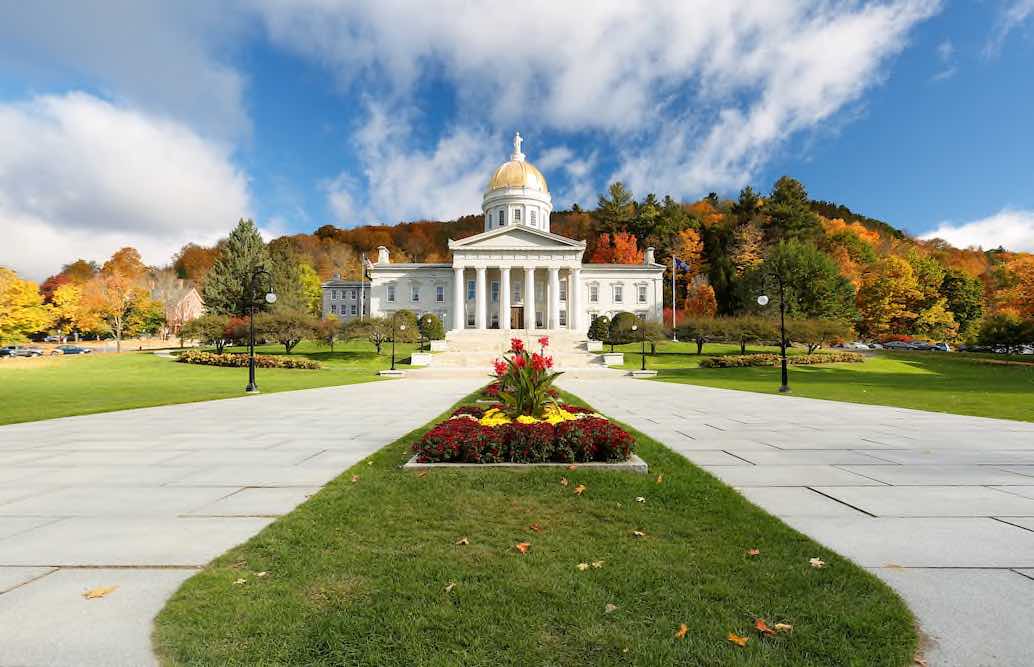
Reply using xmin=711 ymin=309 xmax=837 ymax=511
xmin=154 ymin=390 xmax=916 ymax=667
xmin=615 ymin=342 xmax=1034 ymax=422
xmin=0 ymin=340 xmax=417 ymax=425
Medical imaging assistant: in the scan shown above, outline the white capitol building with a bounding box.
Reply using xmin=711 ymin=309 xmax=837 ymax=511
xmin=324 ymin=133 xmax=664 ymax=352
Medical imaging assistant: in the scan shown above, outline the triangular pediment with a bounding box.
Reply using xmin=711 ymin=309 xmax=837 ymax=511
xmin=449 ymin=225 xmax=586 ymax=250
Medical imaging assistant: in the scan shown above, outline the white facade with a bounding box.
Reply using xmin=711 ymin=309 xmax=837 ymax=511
xmin=367 ymin=133 xmax=664 ymax=333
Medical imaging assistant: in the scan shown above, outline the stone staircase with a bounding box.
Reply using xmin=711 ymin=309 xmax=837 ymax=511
xmin=425 ymin=329 xmax=607 ymax=371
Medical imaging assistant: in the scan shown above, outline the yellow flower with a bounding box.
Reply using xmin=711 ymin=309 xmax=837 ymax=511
xmin=516 ymin=415 xmax=539 ymax=424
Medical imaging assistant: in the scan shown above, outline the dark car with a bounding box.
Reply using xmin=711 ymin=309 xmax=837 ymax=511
xmin=52 ymin=345 xmax=92 ymax=355
xmin=881 ymin=341 xmax=915 ymax=350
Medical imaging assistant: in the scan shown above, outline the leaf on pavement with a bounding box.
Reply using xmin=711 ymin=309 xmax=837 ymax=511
xmin=82 ymin=585 xmax=118 ymax=599
xmin=727 ymin=632 xmax=749 ymax=647
xmin=515 ymin=542 xmax=530 ymax=554
xmin=675 ymin=623 xmax=688 ymax=639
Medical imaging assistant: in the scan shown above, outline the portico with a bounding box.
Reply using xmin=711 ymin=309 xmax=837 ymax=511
xmin=448 ymin=262 xmax=584 ymax=332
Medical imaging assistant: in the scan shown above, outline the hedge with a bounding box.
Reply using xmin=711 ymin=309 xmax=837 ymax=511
xmin=176 ymin=350 xmax=321 ymax=369
xmin=699 ymin=352 xmax=864 ymax=368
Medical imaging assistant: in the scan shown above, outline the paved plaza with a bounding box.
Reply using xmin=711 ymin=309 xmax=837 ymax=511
xmin=0 ymin=377 xmax=481 ymax=666
xmin=560 ymin=377 xmax=1034 ymax=667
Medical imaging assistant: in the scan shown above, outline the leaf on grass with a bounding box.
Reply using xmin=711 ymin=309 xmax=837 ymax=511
xmin=416 ymin=470 xmax=428 ymax=478
xmin=529 ymin=522 xmax=543 ymax=533
xmin=560 ymin=477 xmax=569 ymax=487
xmin=455 ymin=537 xmax=470 ymax=545
xmin=255 ymin=571 xmax=269 ymax=578
xmin=809 ymin=557 xmax=826 ymax=569
xmin=82 ymin=585 xmax=118 ymax=599
xmin=746 ymin=548 xmax=760 ymax=557
xmin=632 ymin=530 xmax=646 ymax=538
xmin=574 ymin=484 xmax=587 ymax=495
xmin=727 ymin=632 xmax=749 ymax=647
xmin=635 ymin=496 xmax=646 ymax=503
xmin=515 ymin=542 xmax=531 ymax=555
xmin=233 ymin=578 xmax=247 ymax=585
xmin=773 ymin=623 xmax=793 ymax=633
xmin=656 ymin=473 xmax=664 ymax=484
xmin=577 ymin=562 xmax=590 ymax=571
xmin=754 ymin=618 xmax=776 ymax=637
xmin=567 ymin=464 xmax=578 ymax=471
xmin=591 ymin=560 xmax=605 ymax=569
xmin=675 ymin=623 xmax=688 ymax=639
xmin=351 ymin=475 xmax=360 ymax=483
xmin=444 ymin=582 xmax=456 ymax=593
xmin=605 ymin=603 xmax=618 ymax=614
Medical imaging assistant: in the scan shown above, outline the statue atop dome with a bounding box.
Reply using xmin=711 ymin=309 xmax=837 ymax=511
xmin=511 ymin=131 xmax=525 ymax=162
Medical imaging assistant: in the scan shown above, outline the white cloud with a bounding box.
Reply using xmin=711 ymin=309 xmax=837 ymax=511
xmin=920 ymin=209 xmax=1034 ymax=252
xmin=255 ymin=0 xmax=939 ymax=205
xmin=986 ymin=0 xmax=1034 ymax=56
xmin=931 ymin=39 xmax=957 ymax=81
xmin=0 ymin=93 xmax=250 ymax=281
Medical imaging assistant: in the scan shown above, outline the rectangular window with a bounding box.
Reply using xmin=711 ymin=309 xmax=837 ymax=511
xmin=411 ymin=285 xmax=420 ymax=302
xmin=491 ymin=312 xmax=499 ymax=328
xmin=614 ymin=284 xmax=624 ymax=303
xmin=491 ymin=281 xmax=499 ymax=303
xmin=466 ymin=280 xmax=476 ymax=301
xmin=498 ymin=210 xmax=505 ymax=225
xmin=559 ymin=280 xmax=568 ymax=302
xmin=467 ymin=311 xmax=475 ymax=327
xmin=513 ymin=282 xmax=522 ymax=302
xmin=638 ymin=284 xmax=647 ymax=304
xmin=590 ymin=313 xmax=598 ymax=322
xmin=350 ymin=304 xmax=358 ymax=315
xmin=436 ymin=285 xmax=445 ymax=303
xmin=530 ymin=209 xmax=537 ymax=225
xmin=514 ymin=208 xmax=521 ymax=222
xmin=330 ymin=304 xmax=337 ymax=314
xmin=536 ymin=311 xmax=544 ymax=328
xmin=589 ymin=284 xmax=599 ymax=303
xmin=559 ymin=310 xmax=567 ymax=327
xmin=351 ymin=289 xmax=357 ymax=300
xmin=332 ymin=289 xmax=338 ymax=300
xmin=387 ymin=285 xmax=396 ymax=303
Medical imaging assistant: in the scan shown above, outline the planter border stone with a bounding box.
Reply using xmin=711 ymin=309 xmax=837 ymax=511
xmin=402 ymin=454 xmax=648 ymax=474
xmin=377 ymin=369 xmax=406 ymax=377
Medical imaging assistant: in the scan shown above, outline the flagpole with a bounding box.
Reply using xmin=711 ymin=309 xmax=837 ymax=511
xmin=671 ymin=256 xmax=678 ymax=342
xmin=360 ymin=255 xmax=365 ymax=321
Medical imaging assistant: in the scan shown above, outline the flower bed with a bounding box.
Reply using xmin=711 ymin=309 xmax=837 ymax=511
xmin=699 ymin=351 xmax=864 ymax=368
xmin=176 ymin=350 xmax=321 ymax=369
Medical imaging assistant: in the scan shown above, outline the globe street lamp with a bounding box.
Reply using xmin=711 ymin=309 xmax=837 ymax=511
xmin=390 ymin=312 xmax=407 ymax=372
xmin=245 ymin=268 xmax=276 ymax=393
xmin=757 ymin=282 xmax=790 ymax=393
xmin=631 ymin=321 xmax=647 ymax=371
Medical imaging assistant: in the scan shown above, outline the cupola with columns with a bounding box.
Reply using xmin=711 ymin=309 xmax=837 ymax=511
xmin=483 ymin=132 xmax=553 ymax=234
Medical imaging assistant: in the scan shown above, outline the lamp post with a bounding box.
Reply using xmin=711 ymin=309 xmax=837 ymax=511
xmin=390 ymin=311 xmax=407 ymax=372
xmin=757 ymin=276 xmax=790 ymax=393
xmin=245 ymin=268 xmax=277 ymax=393
xmin=631 ymin=321 xmax=647 ymax=371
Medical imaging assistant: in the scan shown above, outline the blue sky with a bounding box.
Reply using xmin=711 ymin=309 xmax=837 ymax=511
xmin=1 ymin=1 xmax=1033 ymax=280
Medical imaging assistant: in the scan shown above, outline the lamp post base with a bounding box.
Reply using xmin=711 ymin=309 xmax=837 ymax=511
xmin=245 ymin=383 xmax=260 ymax=393
xmin=778 ymin=385 xmax=791 ymax=393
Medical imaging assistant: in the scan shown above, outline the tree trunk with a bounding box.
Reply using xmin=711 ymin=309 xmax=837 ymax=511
xmin=740 ymin=340 xmax=747 ymax=354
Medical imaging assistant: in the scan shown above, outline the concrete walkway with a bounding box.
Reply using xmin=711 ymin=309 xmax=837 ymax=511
xmin=0 ymin=377 xmax=481 ymax=666
xmin=559 ymin=377 xmax=1034 ymax=667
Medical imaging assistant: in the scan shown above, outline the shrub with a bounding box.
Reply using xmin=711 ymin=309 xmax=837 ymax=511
xmin=503 ymin=422 xmax=557 ymax=463
xmin=452 ymin=405 xmax=486 ymax=418
xmin=554 ymin=419 xmax=596 ymax=462
xmin=587 ymin=315 xmax=610 ymax=341
xmin=418 ymin=313 xmax=445 ymax=343
xmin=607 ymin=312 xmax=638 ymax=351
xmin=176 ymin=350 xmax=321 ymax=369
xmin=699 ymin=352 xmax=864 ymax=368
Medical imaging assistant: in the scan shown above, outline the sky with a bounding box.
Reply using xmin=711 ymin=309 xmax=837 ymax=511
xmin=1 ymin=0 xmax=1033 ymax=281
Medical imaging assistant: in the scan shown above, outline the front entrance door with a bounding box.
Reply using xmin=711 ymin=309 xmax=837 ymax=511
xmin=511 ymin=306 xmax=524 ymax=329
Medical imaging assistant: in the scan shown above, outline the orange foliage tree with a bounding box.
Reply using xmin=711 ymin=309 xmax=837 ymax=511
xmin=589 ymin=232 xmax=643 ymax=264
xmin=684 ymin=283 xmax=717 ymax=317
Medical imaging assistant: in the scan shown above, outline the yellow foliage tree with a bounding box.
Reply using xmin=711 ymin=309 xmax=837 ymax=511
xmin=856 ymin=255 xmax=922 ymax=337
xmin=0 ymin=268 xmax=53 ymax=343
xmin=51 ymin=282 xmax=83 ymax=340
xmin=684 ymin=283 xmax=717 ymax=318
xmin=1000 ymin=255 xmax=1034 ymax=318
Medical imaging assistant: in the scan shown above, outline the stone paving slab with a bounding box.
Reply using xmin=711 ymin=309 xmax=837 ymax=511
xmin=863 ymin=449 xmax=1034 ymax=465
xmin=677 ymin=450 xmax=753 ymax=466
xmin=811 ymin=485 xmax=1034 ymax=517
xmin=727 ymin=449 xmax=892 ymax=465
xmin=184 ymin=486 xmax=321 ymax=516
xmin=996 ymin=517 xmax=1034 ymax=531
xmin=836 ymin=464 xmax=1034 ymax=486
xmin=0 ymin=566 xmax=55 ymax=593
xmin=734 ymin=487 xmax=869 ymax=517
xmin=702 ymin=464 xmax=886 ymax=487
xmin=0 ymin=486 xmax=234 ymax=517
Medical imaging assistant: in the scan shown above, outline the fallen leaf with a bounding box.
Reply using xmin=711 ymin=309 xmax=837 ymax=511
xmin=809 ymin=557 xmax=826 ymax=569
xmin=754 ymin=618 xmax=776 ymax=637
xmin=635 ymin=496 xmax=646 ymax=503
xmin=727 ymin=632 xmax=749 ymax=647
xmin=632 ymin=530 xmax=646 ymax=539
xmin=656 ymin=473 xmax=664 ymax=484
xmin=444 ymin=582 xmax=456 ymax=593
xmin=82 ymin=585 xmax=118 ymax=599
xmin=746 ymin=548 xmax=761 ymax=557
xmin=255 ymin=571 xmax=269 ymax=578
xmin=416 ymin=470 xmax=428 ymax=478
xmin=591 ymin=560 xmax=605 ymax=569
xmin=577 ymin=562 xmax=590 ymax=571
xmin=605 ymin=603 xmax=618 ymax=614
xmin=567 ymin=464 xmax=577 ymax=471
xmin=455 ymin=537 xmax=470 ymax=546
xmin=515 ymin=542 xmax=530 ymax=554
xmin=913 ymin=657 xmax=928 ymax=667
xmin=675 ymin=623 xmax=688 ymax=640
xmin=560 ymin=477 xmax=569 ymax=487
xmin=529 ymin=522 xmax=543 ymax=532
xmin=367 ymin=460 xmax=373 ymax=465
xmin=351 ymin=475 xmax=360 ymax=483
xmin=574 ymin=484 xmax=586 ymax=495
xmin=773 ymin=623 xmax=793 ymax=633
xmin=233 ymin=578 xmax=247 ymax=585
xmin=883 ymin=563 xmax=905 ymax=570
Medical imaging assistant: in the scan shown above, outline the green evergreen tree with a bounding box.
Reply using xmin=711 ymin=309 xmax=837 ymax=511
xmin=629 ymin=193 xmax=661 ymax=246
xmin=940 ymin=269 xmax=984 ymax=339
xmin=765 ymin=176 xmax=821 ymax=241
xmin=201 ymin=219 xmax=270 ymax=316
xmin=594 ymin=182 xmax=635 ymax=246
xmin=746 ymin=239 xmax=856 ymax=321
xmin=268 ymin=239 xmax=308 ymax=314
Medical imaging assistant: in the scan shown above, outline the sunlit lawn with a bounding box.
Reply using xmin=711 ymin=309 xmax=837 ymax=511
xmin=611 ymin=342 xmax=1034 ymax=422
xmin=0 ymin=340 xmax=418 ymax=425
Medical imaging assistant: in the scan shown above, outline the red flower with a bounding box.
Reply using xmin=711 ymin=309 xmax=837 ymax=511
xmin=538 ymin=336 xmax=550 ymax=349
xmin=531 ymin=353 xmax=547 ymax=372
xmin=493 ymin=359 xmax=508 ymax=376
xmin=510 ymin=338 xmax=525 ymax=353
xmin=544 ymin=355 xmax=554 ymax=369
xmin=513 ymin=355 xmax=527 ymax=368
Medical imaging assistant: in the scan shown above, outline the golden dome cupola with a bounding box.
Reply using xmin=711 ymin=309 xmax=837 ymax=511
xmin=482 ymin=132 xmax=554 ymax=233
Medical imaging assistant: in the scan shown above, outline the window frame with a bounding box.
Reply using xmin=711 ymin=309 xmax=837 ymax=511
xmin=466 ymin=280 xmax=476 ymax=301
xmin=637 ymin=284 xmax=647 ymax=304
xmin=435 ymin=285 xmax=445 ymax=303
xmin=386 ymin=284 xmax=396 ymax=303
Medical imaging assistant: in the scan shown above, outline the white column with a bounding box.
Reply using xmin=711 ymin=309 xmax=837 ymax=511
xmin=524 ymin=266 xmax=536 ymax=331
xmin=548 ymin=267 xmax=561 ymax=330
xmin=453 ymin=267 xmax=465 ymax=331
xmin=475 ymin=266 xmax=488 ymax=330
xmin=500 ymin=267 xmax=511 ymax=330
xmin=570 ymin=268 xmax=581 ymax=332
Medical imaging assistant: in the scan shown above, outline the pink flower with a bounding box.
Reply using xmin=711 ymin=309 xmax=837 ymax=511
xmin=493 ymin=359 xmax=508 ymax=376
xmin=510 ymin=338 xmax=525 ymax=353
xmin=538 ymin=336 xmax=550 ymax=349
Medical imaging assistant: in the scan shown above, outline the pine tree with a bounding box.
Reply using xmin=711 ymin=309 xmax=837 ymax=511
xmin=202 ymin=219 xmax=270 ymax=316
xmin=765 ymin=176 xmax=821 ymax=241
xmin=594 ymin=182 xmax=635 ymax=246
xmin=268 ymin=240 xmax=308 ymax=314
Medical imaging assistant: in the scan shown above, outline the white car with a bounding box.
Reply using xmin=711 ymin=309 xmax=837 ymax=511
xmin=839 ymin=341 xmax=870 ymax=350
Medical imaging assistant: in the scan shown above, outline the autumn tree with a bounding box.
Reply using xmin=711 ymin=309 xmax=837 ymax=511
xmin=60 ymin=259 xmax=100 ymax=284
xmin=256 ymin=310 xmax=318 ymax=354
xmin=856 ymin=255 xmax=923 ymax=337
xmin=181 ymin=314 xmax=231 ymax=353
xmin=589 ymin=232 xmax=643 ymax=264
xmin=730 ymin=222 xmax=764 ymax=275
xmin=102 ymin=247 xmax=148 ymax=281
xmin=202 ymin=219 xmax=270 ymax=316
xmin=0 ymin=268 xmax=52 ymax=343
xmin=50 ymin=283 xmax=82 ymax=340
xmin=1000 ymin=255 xmax=1034 ymax=318
xmin=684 ymin=283 xmax=718 ymax=318
xmin=79 ymin=272 xmax=146 ymax=351
xmin=173 ymin=243 xmax=219 ymax=283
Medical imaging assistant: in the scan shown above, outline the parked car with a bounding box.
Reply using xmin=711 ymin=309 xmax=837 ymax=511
xmin=911 ymin=341 xmax=935 ymax=351
xmin=840 ymin=341 xmax=870 ymax=350
xmin=868 ymin=342 xmax=885 ymax=350
xmin=43 ymin=335 xmax=62 ymax=343
xmin=51 ymin=345 xmax=92 ymax=355
xmin=881 ymin=341 xmax=915 ymax=350
xmin=930 ymin=342 xmax=951 ymax=352
xmin=0 ymin=346 xmax=45 ymax=357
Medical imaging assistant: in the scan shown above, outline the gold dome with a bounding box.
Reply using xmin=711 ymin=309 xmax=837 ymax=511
xmin=486 ymin=159 xmax=549 ymax=193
